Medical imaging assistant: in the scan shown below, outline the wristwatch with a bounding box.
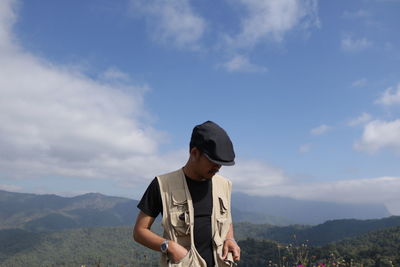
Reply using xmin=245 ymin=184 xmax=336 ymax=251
xmin=161 ymin=240 xmax=169 ymax=254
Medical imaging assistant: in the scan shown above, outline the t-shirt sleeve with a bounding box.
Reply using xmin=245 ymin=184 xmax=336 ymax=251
xmin=137 ymin=177 xmax=162 ymax=218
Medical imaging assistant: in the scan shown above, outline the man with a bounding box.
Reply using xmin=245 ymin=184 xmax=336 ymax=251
xmin=133 ymin=121 xmax=240 ymax=266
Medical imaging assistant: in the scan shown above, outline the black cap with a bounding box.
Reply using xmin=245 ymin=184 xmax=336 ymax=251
xmin=190 ymin=121 xmax=235 ymax=166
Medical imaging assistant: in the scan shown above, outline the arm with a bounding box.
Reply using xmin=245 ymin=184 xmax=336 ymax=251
xmin=222 ymin=223 xmax=241 ymax=261
xmin=133 ymin=211 xmax=188 ymax=262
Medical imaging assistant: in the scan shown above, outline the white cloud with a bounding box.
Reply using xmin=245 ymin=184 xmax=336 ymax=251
xmin=129 ymin=0 xmax=205 ymax=48
xmin=299 ymin=143 xmax=312 ymax=153
xmin=375 ymin=83 xmax=400 ymax=106
xmin=100 ymin=67 xmax=131 ymax=82
xmin=226 ymin=0 xmax=319 ymax=48
xmin=221 ymin=55 xmax=267 ymax=73
xmin=220 ymin=159 xmax=288 ymax=195
xmin=268 ymin=176 xmax=400 ymax=214
xmin=222 ymin=159 xmax=400 ymax=215
xmin=351 ymin=78 xmax=368 ymax=88
xmin=0 ymin=184 xmax=22 ymax=192
xmin=354 ymin=119 xmax=400 ymax=153
xmin=348 ymin=112 xmax=372 ymax=126
xmin=341 ymin=36 xmax=372 ymax=52
xmin=310 ymin=124 xmax=331 ymax=135
xmin=0 ymin=0 xmax=16 ymax=51
xmin=0 ymin=0 xmax=185 ymax=189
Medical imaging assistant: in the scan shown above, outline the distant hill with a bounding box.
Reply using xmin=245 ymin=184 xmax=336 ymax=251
xmin=232 ymin=207 xmax=295 ymax=226
xmin=0 ymin=189 xmax=293 ymax=230
xmin=232 ymin=192 xmax=391 ymax=225
xmin=234 ymin=215 xmax=400 ymax=246
xmin=0 ymin=189 xmax=393 ymax=232
xmin=0 ymin=190 xmax=139 ymax=231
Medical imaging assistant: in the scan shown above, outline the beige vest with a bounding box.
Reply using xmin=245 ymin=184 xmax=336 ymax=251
xmin=157 ymin=169 xmax=235 ymax=267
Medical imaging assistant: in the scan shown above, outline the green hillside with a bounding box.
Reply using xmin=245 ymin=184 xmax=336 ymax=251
xmin=1 ymin=190 xmax=400 ymax=266
xmin=234 ymin=216 xmax=400 ymax=246
xmin=0 ymin=227 xmax=159 ymax=267
xmin=2 ymin=225 xmax=399 ymax=266
xmin=238 ymin=226 xmax=400 ymax=266
xmin=315 ymin=226 xmax=400 ymax=266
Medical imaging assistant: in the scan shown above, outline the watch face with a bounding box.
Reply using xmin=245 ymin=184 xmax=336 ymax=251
xmin=161 ymin=241 xmax=168 ymax=253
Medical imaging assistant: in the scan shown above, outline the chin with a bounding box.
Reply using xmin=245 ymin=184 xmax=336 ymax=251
xmin=205 ymin=173 xmax=216 ymax=179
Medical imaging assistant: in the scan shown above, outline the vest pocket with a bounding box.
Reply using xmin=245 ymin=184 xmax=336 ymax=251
xmin=170 ymin=190 xmax=190 ymax=236
xmin=168 ymin=249 xmax=191 ymax=266
xmin=170 ymin=211 xmax=190 ymax=236
xmin=215 ymin=196 xmax=234 ymax=266
xmin=213 ymin=233 xmax=236 ymax=267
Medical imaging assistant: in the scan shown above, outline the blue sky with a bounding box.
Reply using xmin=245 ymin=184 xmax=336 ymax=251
xmin=1 ymin=0 xmax=400 ymax=214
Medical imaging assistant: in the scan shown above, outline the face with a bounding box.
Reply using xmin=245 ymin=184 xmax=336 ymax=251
xmin=191 ymin=148 xmax=222 ymax=180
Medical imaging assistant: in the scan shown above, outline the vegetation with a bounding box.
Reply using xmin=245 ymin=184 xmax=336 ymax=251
xmin=1 ymin=190 xmax=399 ymax=266
xmin=1 ymin=225 xmax=399 ymax=266
xmin=0 ymin=227 xmax=159 ymax=266
xmin=234 ymin=216 xmax=400 ymax=246
xmin=238 ymin=226 xmax=400 ymax=267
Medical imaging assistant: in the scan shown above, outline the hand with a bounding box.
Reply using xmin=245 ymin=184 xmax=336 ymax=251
xmin=222 ymin=239 xmax=240 ymax=261
xmin=167 ymin=240 xmax=189 ymax=263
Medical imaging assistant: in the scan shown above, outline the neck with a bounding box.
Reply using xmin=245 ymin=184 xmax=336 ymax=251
xmin=182 ymin=162 xmax=202 ymax=181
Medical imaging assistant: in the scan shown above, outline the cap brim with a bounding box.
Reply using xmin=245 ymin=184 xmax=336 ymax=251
xmin=204 ymin=153 xmax=235 ymax=166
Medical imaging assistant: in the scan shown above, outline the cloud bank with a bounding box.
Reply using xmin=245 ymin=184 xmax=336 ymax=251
xmin=375 ymin=83 xmax=400 ymax=106
xmin=348 ymin=112 xmax=372 ymax=126
xmin=129 ymin=0 xmax=205 ymax=48
xmin=221 ymin=55 xmax=267 ymax=73
xmin=226 ymin=0 xmax=320 ymax=48
xmin=341 ymin=36 xmax=372 ymax=52
xmin=129 ymin=0 xmax=320 ymax=72
xmin=222 ymin=160 xmax=400 ymax=214
xmin=355 ymin=120 xmax=400 ymax=153
xmin=0 ymin=0 xmax=185 ymax=189
xmin=355 ymin=83 xmax=400 ymax=154
xmin=311 ymin=124 xmax=331 ymax=135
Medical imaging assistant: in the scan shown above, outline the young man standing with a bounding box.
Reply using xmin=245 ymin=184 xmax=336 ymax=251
xmin=133 ymin=121 xmax=240 ymax=266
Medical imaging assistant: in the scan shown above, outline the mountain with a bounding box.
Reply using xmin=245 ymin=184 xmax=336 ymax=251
xmin=232 ymin=192 xmax=391 ymax=225
xmin=0 ymin=190 xmax=139 ymax=231
xmin=1 ymin=190 xmax=293 ymax=231
xmin=234 ymin=215 xmax=400 ymax=246
xmin=232 ymin=207 xmax=295 ymax=226
xmin=0 ymin=189 xmax=393 ymax=232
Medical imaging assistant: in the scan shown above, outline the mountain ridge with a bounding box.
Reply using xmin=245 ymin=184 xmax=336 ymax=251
xmin=0 ymin=189 xmax=392 ymax=230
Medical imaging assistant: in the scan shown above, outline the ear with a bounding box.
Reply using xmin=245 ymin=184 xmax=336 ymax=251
xmin=190 ymin=147 xmax=201 ymax=159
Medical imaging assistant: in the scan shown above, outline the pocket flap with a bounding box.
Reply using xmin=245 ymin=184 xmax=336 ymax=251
xmin=218 ymin=197 xmax=228 ymax=214
xmin=171 ymin=190 xmax=187 ymax=205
